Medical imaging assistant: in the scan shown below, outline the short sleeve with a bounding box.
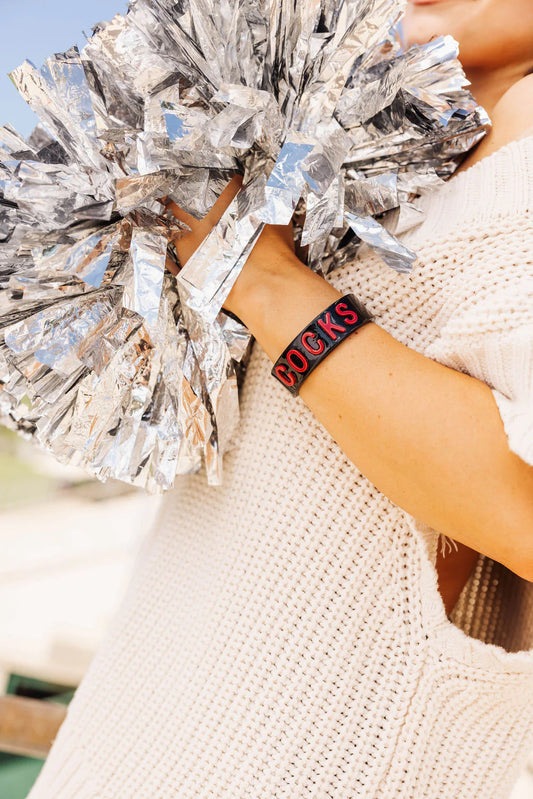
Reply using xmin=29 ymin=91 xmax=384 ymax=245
xmin=489 ymin=326 xmax=533 ymax=466
xmin=423 ymin=219 xmax=533 ymax=468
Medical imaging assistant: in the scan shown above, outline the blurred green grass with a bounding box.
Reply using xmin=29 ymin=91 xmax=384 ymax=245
xmin=0 ymin=429 xmax=60 ymax=510
xmin=0 ymin=426 xmax=139 ymax=510
xmin=0 ymin=450 xmax=59 ymax=509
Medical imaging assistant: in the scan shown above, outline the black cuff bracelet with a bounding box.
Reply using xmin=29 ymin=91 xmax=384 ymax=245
xmin=271 ymin=293 xmax=375 ymax=396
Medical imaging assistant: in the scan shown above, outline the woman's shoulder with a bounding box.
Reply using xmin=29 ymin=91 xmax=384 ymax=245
xmin=454 ymin=74 xmax=533 ymax=175
xmin=401 ymin=82 xmax=533 ymax=245
xmin=478 ymin=74 xmax=533 ymax=161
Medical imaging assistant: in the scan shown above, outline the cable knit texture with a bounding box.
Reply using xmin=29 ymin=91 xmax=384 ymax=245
xmin=28 ymin=136 xmax=533 ymax=799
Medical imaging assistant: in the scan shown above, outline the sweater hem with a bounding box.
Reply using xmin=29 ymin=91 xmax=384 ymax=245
xmin=406 ymin=514 xmax=533 ymax=674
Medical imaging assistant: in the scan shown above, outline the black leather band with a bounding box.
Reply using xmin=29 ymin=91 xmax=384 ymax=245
xmin=271 ymin=293 xmax=375 ymax=396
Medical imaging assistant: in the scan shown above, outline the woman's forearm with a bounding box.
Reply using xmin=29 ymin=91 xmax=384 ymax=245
xmin=226 ymin=246 xmax=533 ymax=580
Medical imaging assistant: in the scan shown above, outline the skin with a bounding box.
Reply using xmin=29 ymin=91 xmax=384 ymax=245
xmin=165 ymin=0 xmax=533 ymax=617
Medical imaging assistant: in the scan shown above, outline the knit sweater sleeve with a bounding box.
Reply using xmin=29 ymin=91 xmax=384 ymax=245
xmin=422 ymin=213 xmax=533 ymax=467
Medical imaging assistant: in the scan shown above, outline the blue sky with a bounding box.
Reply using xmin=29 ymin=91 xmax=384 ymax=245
xmin=0 ymin=0 xmax=128 ymax=137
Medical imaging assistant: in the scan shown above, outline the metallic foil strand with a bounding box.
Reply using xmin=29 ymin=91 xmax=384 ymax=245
xmin=0 ymin=0 xmax=490 ymax=492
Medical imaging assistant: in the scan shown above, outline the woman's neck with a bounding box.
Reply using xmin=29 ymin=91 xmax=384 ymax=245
xmin=453 ymin=61 xmax=532 ymax=174
xmin=465 ymin=62 xmax=529 ymax=117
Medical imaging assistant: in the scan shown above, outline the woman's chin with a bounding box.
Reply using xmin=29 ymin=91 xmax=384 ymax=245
xmin=402 ymin=3 xmax=460 ymax=48
xmin=402 ymin=20 xmax=443 ymax=49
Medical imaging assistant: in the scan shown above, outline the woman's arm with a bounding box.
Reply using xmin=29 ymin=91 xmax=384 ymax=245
xmin=224 ymin=242 xmax=533 ymax=581
xmin=165 ymin=78 xmax=533 ymax=580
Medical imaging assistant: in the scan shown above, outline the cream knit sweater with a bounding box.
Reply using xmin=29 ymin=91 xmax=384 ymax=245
xmin=29 ymin=135 xmax=533 ymax=799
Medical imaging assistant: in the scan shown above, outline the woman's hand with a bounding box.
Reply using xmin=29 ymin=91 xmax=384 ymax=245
xmin=161 ymin=173 xmax=299 ymax=316
xmin=163 ymin=173 xmax=244 ymax=273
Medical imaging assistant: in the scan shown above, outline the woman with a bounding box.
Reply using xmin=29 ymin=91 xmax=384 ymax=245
xmin=29 ymin=1 xmax=533 ymax=797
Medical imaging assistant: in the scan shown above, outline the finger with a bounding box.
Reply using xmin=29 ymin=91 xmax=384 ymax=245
xmin=162 ymin=197 xmax=198 ymax=231
xmin=204 ymin=172 xmax=243 ymax=226
xmin=163 ymin=173 xmax=244 ymax=231
xmin=165 ymin=251 xmax=179 ymax=276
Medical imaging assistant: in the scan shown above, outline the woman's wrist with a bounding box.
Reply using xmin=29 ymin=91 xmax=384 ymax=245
xmin=223 ymin=233 xmax=304 ymax=323
xmin=224 ymin=243 xmax=343 ymax=360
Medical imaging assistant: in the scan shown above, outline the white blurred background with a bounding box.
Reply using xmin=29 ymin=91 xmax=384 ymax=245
xmin=0 ymin=429 xmax=162 ymax=795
